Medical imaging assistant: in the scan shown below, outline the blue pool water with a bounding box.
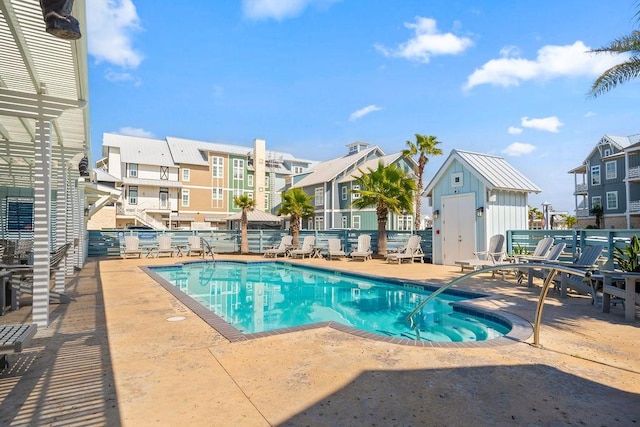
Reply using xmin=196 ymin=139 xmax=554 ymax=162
xmin=149 ymin=261 xmax=510 ymax=342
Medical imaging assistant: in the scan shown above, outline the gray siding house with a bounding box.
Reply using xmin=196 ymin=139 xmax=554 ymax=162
xmin=423 ymin=149 xmax=541 ymax=266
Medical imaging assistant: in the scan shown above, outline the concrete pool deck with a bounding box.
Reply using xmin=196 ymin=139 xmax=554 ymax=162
xmin=0 ymin=255 xmax=638 ymax=426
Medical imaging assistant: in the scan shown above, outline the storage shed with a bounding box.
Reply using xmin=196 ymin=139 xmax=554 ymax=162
xmin=423 ymin=150 xmax=541 ymax=265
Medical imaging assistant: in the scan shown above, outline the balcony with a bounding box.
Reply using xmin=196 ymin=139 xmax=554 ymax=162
xmin=628 ymin=166 xmax=640 ymax=181
xmin=574 ymin=183 xmax=588 ymax=194
xmin=629 ymin=200 xmax=640 ymax=213
xmin=576 ymin=208 xmax=589 ymax=217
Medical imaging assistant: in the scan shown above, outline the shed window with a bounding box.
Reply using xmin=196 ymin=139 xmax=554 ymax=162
xmin=451 ymin=172 xmax=463 ymax=188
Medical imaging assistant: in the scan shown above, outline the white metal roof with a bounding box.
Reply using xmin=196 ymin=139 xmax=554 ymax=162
xmin=103 ymin=133 xmax=176 ymax=167
xmin=0 ymin=0 xmax=90 ymax=187
xmin=337 ymin=153 xmax=404 ymax=183
xmin=293 ymin=145 xmax=384 ymax=188
xmin=424 ymin=149 xmax=541 ymax=196
xmin=225 ymin=209 xmax=283 ymax=222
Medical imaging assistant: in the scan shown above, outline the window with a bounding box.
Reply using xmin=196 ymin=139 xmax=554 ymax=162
xmin=129 ymin=186 xmax=138 ymax=205
xmin=128 ymin=164 xmax=138 ymax=178
xmin=248 ymin=174 xmax=254 ymax=187
xmin=315 ymin=187 xmax=324 ymax=206
xmin=181 ymin=189 xmax=190 ymax=207
xmin=212 ymin=156 xmax=223 ymax=178
xmin=398 ymin=215 xmax=413 ymax=231
xmin=591 ymin=196 xmax=601 ymax=209
xmin=605 ymin=161 xmax=616 ymax=180
xmin=451 ymin=172 xmax=463 ymax=188
xmin=603 ymin=148 xmax=611 ymax=157
xmin=160 ymin=188 xmax=169 ymax=209
xmin=606 ymin=191 xmax=618 ymax=210
xmin=314 ymin=216 xmax=324 ymax=230
xmin=265 ymin=175 xmax=269 ymax=188
xmin=160 ymin=166 xmax=168 ymax=180
xmin=341 ymin=216 xmax=347 ymax=228
xmin=352 ymin=215 xmax=361 ymax=230
xmin=233 ymin=159 xmax=244 ymax=181
xmin=591 ymin=165 xmax=601 ymax=185
xmin=212 ymin=187 xmax=223 ymax=200
xmin=232 ymin=189 xmax=243 ymax=203
xmin=7 ymin=197 xmax=33 ymax=231
xmin=342 ymin=186 xmax=347 ymax=200
xmin=264 ymin=197 xmax=269 ymax=211
xmin=293 ymin=166 xmax=303 ymax=174
xmin=182 ymin=168 xmax=190 ymax=182
xmin=352 ymin=184 xmax=360 ymax=199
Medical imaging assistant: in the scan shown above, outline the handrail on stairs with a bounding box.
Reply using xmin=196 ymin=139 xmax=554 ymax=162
xmin=200 ymin=238 xmax=215 ymax=263
xmin=405 ymin=262 xmax=595 ymax=347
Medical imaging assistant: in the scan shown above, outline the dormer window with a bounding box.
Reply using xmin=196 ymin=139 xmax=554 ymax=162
xmin=603 ymin=148 xmax=611 ymax=157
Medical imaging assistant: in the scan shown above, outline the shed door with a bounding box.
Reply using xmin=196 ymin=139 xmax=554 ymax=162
xmin=441 ymin=194 xmax=476 ymax=265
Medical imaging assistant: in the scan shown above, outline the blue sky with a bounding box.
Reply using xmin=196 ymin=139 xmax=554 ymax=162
xmin=85 ymin=0 xmax=640 ymax=214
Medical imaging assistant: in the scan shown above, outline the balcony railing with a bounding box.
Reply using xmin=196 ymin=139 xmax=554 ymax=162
xmin=629 ymin=166 xmax=640 ymax=179
xmin=576 ymin=208 xmax=589 ymax=217
xmin=629 ymin=200 xmax=640 ymax=212
xmin=574 ymin=183 xmax=587 ymax=193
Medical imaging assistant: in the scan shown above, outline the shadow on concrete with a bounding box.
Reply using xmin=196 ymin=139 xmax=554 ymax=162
xmin=279 ymin=364 xmax=640 ymax=426
xmin=0 ymin=261 xmax=121 ymax=426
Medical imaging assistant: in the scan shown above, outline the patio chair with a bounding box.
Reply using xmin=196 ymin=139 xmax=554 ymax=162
xmin=187 ymin=236 xmax=204 ymax=257
xmin=516 ymin=237 xmax=554 ymax=262
xmin=290 ymin=236 xmax=315 ymax=259
xmin=350 ymin=235 xmax=372 ymax=261
xmin=264 ymin=235 xmax=293 ymax=258
xmin=3 ymin=242 xmax=74 ymax=305
xmin=0 ymin=323 xmax=37 ymax=370
xmin=156 ymin=235 xmax=175 ymax=257
xmin=454 ymin=234 xmax=506 ymax=276
xmin=518 ymin=242 xmax=567 ymax=287
xmin=123 ymin=236 xmax=142 ymax=259
xmin=554 ymin=245 xmax=605 ymax=301
xmin=385 ymin=235 xmax=423 ymax=264
xmin=327 ymin=238 xmax=346 ymax=260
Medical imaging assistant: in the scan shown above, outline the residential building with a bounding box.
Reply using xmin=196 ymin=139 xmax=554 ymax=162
xmin=569 ymin=134 xmax=640 ymax=229
xmin=290 ymin=142 xmax=418 ymax=230
xmin=98 ymin=133 xmax=315 ymax=229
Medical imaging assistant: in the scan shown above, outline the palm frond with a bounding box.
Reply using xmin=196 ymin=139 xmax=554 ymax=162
xmin=589 ymin=56 xmax=640 ymax=97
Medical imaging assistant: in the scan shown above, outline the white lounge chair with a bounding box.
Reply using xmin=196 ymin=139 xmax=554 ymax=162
xmin=123 ymin=236 xmax=142 ymax=259
xmin=454 ymin=234 xmax=506 ymax=275
xmin=187 ymin=236 xmax=203 ymax=257
xmin=385 ymin=235 xmax=423 ymax=264
xmin=327 ymin=238 xmax=346 ymax=260
xmin=156 ymin=235 xmax=175 ymax=257
xmin=517 ymin=237 xmax=554 ymax=262
xmin=264 ymin=235 xmax=293 ymax=258
xmin=290 ymin=236 xmax=315 ymax=259
xmin=350 ymin=235 xmax=372 ymax=261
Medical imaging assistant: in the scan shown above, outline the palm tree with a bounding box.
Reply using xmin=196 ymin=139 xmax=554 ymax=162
xmin=589 ymin=6 xmax=640 ymax=97
xmin=351 ymin=161 xmax=416 ymax=256
xmin=528 ymin=206 xmax=543 ymax=229
xmin=276 ymin=188 xmax=315 ymax=248
xmin=561 ymin=214 xmax=578 ymax=229
xmin=402 ymin=134 xmax=443 ymax=230
xmin=590 ymin=205 xmax=604 ymax=229
xmin=233 ymin=194 xmax=256 ymax=254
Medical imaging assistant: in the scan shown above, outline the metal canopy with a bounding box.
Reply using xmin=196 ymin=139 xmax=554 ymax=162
xmin=0 ymin=0 xmax=90 ymax=187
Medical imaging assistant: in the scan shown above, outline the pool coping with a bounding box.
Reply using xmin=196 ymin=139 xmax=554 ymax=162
xmin=141 ymin=260 xmax=533 ymax=348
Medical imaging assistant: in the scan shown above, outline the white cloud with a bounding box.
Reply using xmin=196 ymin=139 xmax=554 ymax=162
xmin=242 ymin=0 xmax=339 ymax=21
xmin=375 ymin=17 xmax=473 ymax=63
xmin=86 ymin=0 xmax=144 ymax=69
xmin=349 ymin=105 xmax=382 ymax=122
xmin=521 ymin=116 xmax=563 ymax=133
xmin=116 ymin=127 xmax=155 ymax=138
xmin=508 ymin=126 xmax=523 ymax=135
xmin=585 ymin=111 xmax=596 ymax=118
xmin=503 ymin=142 xmax=536 ymax=157
xmin=464 ymin=41 xmax=624 ymax=90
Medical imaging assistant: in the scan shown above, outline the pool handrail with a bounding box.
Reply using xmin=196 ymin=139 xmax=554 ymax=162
xmin=405 ymin=262 xmax=596 ymax=347
xmin=201 ymin=238 xmax=215 ymax=263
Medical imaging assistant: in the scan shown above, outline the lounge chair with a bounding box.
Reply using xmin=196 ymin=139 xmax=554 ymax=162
xmin=350 ymin=235 xmax=372 ymax=261
xmin=518 ymin=242 xmax=567 ymax=287
xmin=0 ymin=323 xmax=37 ymax=370
xmin=454 ymin=234 xmax=506 ymax=276
xmin=3 ymin=242 xmax=74 ymax=306
xmin=555 ymin=245 xmax=605 ymax=301
xmin=187 ymin=236 xmax=203 ymax=257
xmin=327 ymin=238 xmax=346 ymax=260
xmin=385 ymin=235 xmax=423 ymax=264
xmin=156 ymin=235 xmax=175 ymax=257
xmin=264 ymin=235 xmax=293 ymax=258
xmin=123 ymin=236 xmax=142 ymax=259
xmin=290 ymin=236 xmax=315 ymax=259
xmin=516 ymin=237 xmax=554 ymax=262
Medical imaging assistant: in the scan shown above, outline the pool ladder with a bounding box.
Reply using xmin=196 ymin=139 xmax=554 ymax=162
xmin=405 ymin=262 xmax=595 ymax=348
xmin=200 ymin=238 xmax=215 ymax=263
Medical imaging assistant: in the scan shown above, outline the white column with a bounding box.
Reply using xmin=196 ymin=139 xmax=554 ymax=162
xmin=33 ymin=120 xmax=52 ymax=327
xmin=625 ymin=151 xmax=631 ymax=228
xmin=55 ymin=166 xmax=67 ymax=293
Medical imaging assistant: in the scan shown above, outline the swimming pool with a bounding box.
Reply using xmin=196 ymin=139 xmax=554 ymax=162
xmin=144 ymin=261 xmax=529 ymax=345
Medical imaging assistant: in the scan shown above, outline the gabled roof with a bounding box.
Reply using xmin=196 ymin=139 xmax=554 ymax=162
xmin=337 ymin=153 xmax=406 ymax=183
xmin=423 ymin=149 xmax=541 ymax=196
xmin=103 ymin=133 xmax=176 ymax=167
xmin=578 ymin=134 xmax=640 ymax=166
xmin=293 ymin=145 xmax=384 ymax=188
